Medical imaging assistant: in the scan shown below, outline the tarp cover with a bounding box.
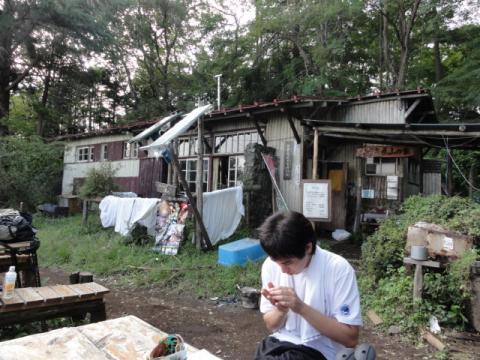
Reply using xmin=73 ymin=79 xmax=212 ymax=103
xmin=140 ymin=104 xmax=212 ymax=155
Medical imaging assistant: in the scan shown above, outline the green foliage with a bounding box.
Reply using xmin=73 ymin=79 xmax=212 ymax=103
xmin=78 ymin=163 xmax=119 ymax=199
xmin=36 ymin=214 xmax=261 ymax=297
xmin=360 ymin=195 xmax=480 ymax=332
xmin=362 ymin=195 xmax=480 ymax=280
xmin=0 ymin=136 xmax=63 ymax=210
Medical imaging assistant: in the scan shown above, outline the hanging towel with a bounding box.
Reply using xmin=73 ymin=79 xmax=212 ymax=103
xmin=202 ymin=186 xmax=244 ymax=245
xmin=100 ymin=196 xmax=159 ymax=236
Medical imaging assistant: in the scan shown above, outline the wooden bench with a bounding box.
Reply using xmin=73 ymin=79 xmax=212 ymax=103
xmin=0 ymin=282 xmax=109 ymax=327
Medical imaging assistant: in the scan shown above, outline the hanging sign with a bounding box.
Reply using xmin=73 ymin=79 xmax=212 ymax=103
xmin=356 ymin=145 xmax=416 ymax=158
xmin=301 ymin=180 xmax=331 ymax=221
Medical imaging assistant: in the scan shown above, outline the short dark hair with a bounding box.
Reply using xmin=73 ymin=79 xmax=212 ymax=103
xmin=257 ymin=211 xmax=316 ymax=260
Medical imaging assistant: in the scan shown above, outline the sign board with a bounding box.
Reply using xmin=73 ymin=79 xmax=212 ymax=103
xmin=283 ymin=141 xmax=294 ymax=180
xmin=356 ymin=145 xmax=416 ymax=158
xmin=361 ymin=189 xmax=375 ymax=199
xmin=301 ymin=180 xmax=331 ymax=221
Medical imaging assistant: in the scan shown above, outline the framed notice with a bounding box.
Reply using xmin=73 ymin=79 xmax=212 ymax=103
xmin=301 ymin=180 xmax=331 ymax=221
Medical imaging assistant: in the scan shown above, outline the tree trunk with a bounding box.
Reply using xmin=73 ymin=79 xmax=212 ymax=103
xmin=433 ymin=37 xmax=443 ymax=82
xmin=396 ymin=44 xmax=409 ymax=89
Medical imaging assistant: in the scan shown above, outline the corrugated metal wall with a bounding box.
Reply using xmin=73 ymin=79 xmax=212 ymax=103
xmin=423 ymin=173 xmax=442 ymax=194
xmin=335 ymin=99 xmax=406 ymax=124
xmin=265 ymin=115 xmax=303 ymax=212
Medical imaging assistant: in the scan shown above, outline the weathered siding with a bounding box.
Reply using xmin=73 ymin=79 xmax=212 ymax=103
xmin=265 ymin=115 xmax=303 ymax=212
xmin=63 ymin=134 xmax=131 ymax=163
xmin=139 ymin=157 xmax=166 ymax=197
xmin=62 ymin=134 xmax=140 ymax=195
xmin=423 ymin=173 xmax=442 ymax=194
xmin=334 ymin=99 xmax=406 ymax=124
xmin=62 ymin=160 xmax=140 ymax=194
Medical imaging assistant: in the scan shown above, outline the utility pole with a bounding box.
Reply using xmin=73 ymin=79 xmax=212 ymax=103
xmin=214 ymin=74 xmax=222 ymax=110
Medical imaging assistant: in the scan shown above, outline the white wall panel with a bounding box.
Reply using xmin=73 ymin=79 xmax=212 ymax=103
xmin=265 ymin=115 xmax=303 ymax=212
xmin=61 ymin=159 xmax=139 ymax=195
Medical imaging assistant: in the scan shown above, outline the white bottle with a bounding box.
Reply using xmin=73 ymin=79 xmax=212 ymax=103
xmin=2 ymin=266 xmax=17 ymax=300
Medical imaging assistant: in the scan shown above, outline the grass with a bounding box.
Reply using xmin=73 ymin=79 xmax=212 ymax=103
xmin=35 ymin=213 xmax=262 ymax=297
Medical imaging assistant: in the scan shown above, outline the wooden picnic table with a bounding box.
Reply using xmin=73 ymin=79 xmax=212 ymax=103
xmin=0 ymin=282 xmax=109 ymax=326
xmin=0 ymin=240 xmax=41 ymax=287
xmin=0 ymin=315 xmax=222 ymax=360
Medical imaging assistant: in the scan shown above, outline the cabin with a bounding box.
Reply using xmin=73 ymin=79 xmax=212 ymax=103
xmin=57 ymin=119 xmax=168 ymax=208
xmin=59 ymin=89 xmax=479 ymax=231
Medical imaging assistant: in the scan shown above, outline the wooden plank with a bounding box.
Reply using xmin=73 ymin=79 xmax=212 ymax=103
xmin=0 ymin=291 xmax=25 ymax=309
xmin=423 ymin=331 xmax=446 ymax=351
xmin=15 ymin=288 xmax=43 ymax=306
xmin=68 ymin=283 xmax=96 ymax=298
xmin=50 ymin=284 xmax=80 ymax=301
xmin=367 ymin=310 xmax=383 ymax=326
xmin=81 ymin=282 xmax=110 ymax=296
xmin=34 ymin=286 xmax=63 ymax=303
xmin=403 ymin=257 xmax=441 ymax=268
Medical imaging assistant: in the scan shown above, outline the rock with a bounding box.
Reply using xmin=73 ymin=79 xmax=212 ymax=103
xmin=388 ymin=325 xmax=402 ymax=335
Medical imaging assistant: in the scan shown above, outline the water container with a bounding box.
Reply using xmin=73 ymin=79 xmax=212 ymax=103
xmin=2 ymin=266 xmax=17 ymax=300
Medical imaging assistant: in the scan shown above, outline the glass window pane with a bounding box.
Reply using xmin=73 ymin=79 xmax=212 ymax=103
xmin=226 ymin=135 xmax=233 ymax=153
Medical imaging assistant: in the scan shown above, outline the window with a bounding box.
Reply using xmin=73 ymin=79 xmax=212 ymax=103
xmin=179 ymin=159 xmax=209 ymax=193
xmin=101 ymin=144 xmax=108 ymax=161
xmin=123 ymin=142 xmax=139 ymax=159
xmin=77 ymin=146 xmax=94 ymax=162
xmin=365 ymin=157 xmax=399 ymax=176
xmin=214 ymin=131 xmax=260 ymax=154
xmin=228 ymin=155 xmax=245 ymax=187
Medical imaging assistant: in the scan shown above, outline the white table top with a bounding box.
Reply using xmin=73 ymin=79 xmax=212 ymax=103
xmin=0 ymin=315 xmax=221 ymax=360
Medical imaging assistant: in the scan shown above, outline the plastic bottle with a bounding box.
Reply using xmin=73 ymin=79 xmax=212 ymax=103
xmin=2 ymin=266 xmax=17 ymax=300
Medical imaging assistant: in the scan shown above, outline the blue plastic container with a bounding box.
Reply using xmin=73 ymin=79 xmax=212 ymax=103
xmin=218 ymin=238 xmax=266 ymax=267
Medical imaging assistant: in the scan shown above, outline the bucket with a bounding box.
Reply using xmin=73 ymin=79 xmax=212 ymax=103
xmin=238 ymin=286 xmax=260 ymax=309
xmin=411 ymin=245 xmax=428 ymax=261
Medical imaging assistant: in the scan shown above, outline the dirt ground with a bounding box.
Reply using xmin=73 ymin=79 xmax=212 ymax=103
xmin=36 ymin=241 xmax=480 ymax=360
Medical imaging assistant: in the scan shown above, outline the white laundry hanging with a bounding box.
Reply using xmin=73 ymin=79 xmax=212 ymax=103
xmin=202 ymin=186 xmax=244 ymax=245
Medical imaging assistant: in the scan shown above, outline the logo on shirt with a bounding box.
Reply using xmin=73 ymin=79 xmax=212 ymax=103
xmin=340 ymin=304 xmax=350 ymax=316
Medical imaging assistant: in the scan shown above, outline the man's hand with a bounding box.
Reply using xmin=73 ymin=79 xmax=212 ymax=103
xmin=262 ymin=282 xmax=305 ymax=313
xmin=261 ymin=282 xmax=289 ymax=312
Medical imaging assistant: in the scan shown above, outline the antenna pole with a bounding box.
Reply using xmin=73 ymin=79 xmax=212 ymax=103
xmin=214 ymin=74 xmax=222 ymax=110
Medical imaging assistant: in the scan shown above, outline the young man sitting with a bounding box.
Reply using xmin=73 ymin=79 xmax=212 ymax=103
xmin=254 ymin=211 xmax=362 ymax=360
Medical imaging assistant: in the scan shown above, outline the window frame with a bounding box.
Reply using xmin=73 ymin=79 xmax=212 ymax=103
xmin=77 ymin=146 xmax=94 ymax=162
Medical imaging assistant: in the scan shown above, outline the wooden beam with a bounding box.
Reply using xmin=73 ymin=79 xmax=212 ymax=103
xmin=308 ymin=124 xmax=480 ymax=137
xmin=170 ymin=149 xmax=212 ymax=250
xmin=196 ymin=116 xmax=204 ymax=250
xmin=353 ymin=156 xmax=363 ymax=234
xmin=404 ymin=99 xmax=421 ymax=120
xmin=321 ymin=133 xmax=420 ymax=145
xmin=252 ymin=116 xmax=267 ymax=146
xmin=287 ymin=114 xmax=301 ymax=144
xmin=312 ymin=129 xmax=319 ymax=179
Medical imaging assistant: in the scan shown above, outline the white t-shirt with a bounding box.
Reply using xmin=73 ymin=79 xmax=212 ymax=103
xmin=260 ymin=246 xmax=363 ymax=360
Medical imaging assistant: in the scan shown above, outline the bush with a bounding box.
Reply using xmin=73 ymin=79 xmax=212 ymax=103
xmin=0 ymin=136 xmax=63 ymax=211
xmin=360 ymin=195 xmax=480 ymax=331
xmin=79 ymin=163 xmax=119 ymax=199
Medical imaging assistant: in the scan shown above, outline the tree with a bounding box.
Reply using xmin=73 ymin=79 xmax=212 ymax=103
xmin=0 ymin=0 xmax=116 ymax=136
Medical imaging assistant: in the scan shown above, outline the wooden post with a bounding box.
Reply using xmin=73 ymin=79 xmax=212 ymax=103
xmin=447 ymin=150 xmax=453 ymax=196
xmin=82 ymin=200 xmax=88 ymax=225
xmin=413 ymin=263 xmax=423 ymax=301
xmin=196 ymin=116 xmax=204 ymax=250
xmin=172 ymin=139 xmax=178 ymax=188
xmin=353 ymin=156 xmax=363 ymax=233
xmin=170 ymin=148 xmax=212 ymax=249
xmin=312 ymin=128 xmax=319 ymax=179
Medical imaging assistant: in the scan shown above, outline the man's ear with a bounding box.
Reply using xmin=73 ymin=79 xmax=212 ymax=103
xmin=305 ymin=242 xmax=313 ymax=255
